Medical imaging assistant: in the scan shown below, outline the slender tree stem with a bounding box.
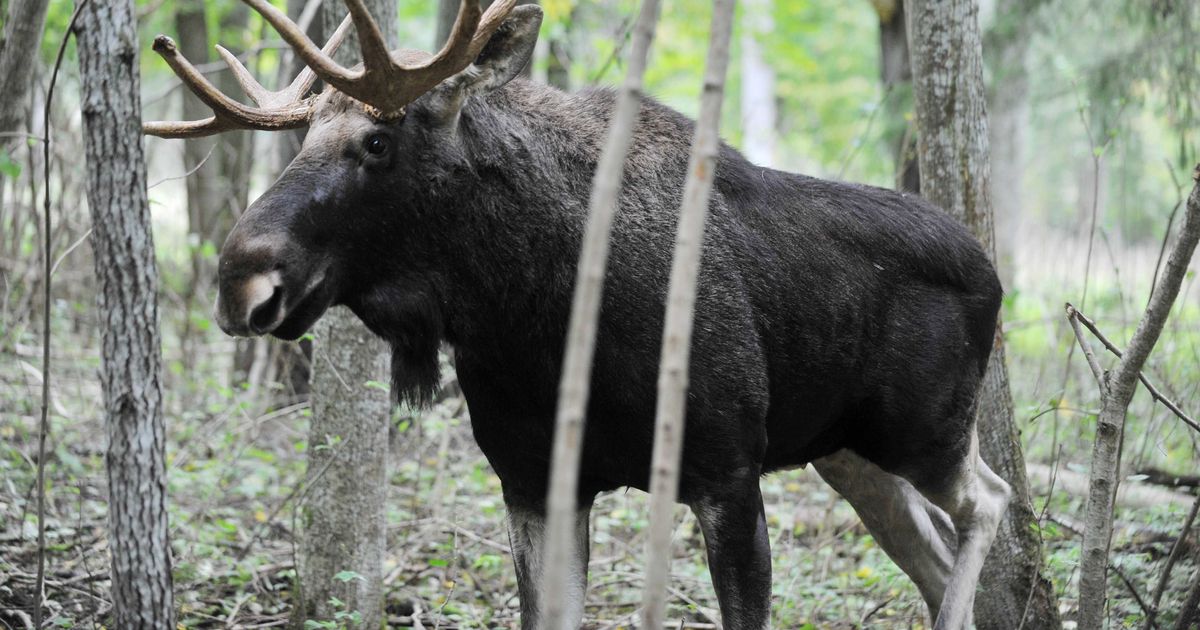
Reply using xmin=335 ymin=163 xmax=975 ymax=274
xmin=641 ymin=1 xmax=737 ymax=627
xmin=34 ymin=4 xmax=88 ymax=627
xmin=1077 ymin=166 xmax=1200 ymax=628
xmin=541 ymin=2 xmax=663 ymax=626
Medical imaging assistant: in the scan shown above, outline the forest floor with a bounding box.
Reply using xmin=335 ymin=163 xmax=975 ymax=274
xmin=2 ymin=228 xmax=1199 ymax=629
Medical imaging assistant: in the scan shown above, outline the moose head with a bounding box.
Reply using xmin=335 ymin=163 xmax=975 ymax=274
xmin=145 ymin=0 xmax=542 ymax=343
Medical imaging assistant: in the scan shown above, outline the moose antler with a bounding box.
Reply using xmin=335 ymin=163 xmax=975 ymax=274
xmin=144 ymin=0 xmax=518 ymax=139
xmin=143 ymin=15 xmax=353 ymax=139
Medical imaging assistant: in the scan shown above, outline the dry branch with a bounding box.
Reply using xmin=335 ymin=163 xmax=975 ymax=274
xmin=540 ymin=1 xmax=663 ymax=627
xmin=1077 ymin=165 xmax=1200 ymax=629
xmin=1066 ymin=304 xmax=1199 ymax=435
xmin=641 ymin=0 xmax=737 ymax=627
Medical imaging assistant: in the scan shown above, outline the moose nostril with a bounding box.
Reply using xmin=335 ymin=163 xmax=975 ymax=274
xmin=248 ymin=285 xmax=285 ymax=334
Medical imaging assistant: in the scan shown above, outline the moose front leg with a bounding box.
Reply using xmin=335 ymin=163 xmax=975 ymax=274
xmin=504 ymin=499 xmax=592 ymax=630
xmin=690 ymin=484 xmax=773 ymax=630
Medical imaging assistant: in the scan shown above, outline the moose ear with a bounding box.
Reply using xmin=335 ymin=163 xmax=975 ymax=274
xmin=427 ymin=5 xmax=542 ymax=118
xmin=468 ymin=4 xmax=543 ymax=92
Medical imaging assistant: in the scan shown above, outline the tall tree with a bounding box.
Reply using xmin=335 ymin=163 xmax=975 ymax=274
xmin=75 ymin=1 xmax=175 ymax=628
xmin=294 ymin=2 xmax=395 ymax=627
xmin=0 ymin=0 xmax=51 ymax=139
xmin=540 ymin=0 xmax=662 ymax=625
xmin=740 ymin=0 xmax=775 ymax=167
xmin=173 ymin=1 xmax=226 ymax=307
xmin=984 ymin=0 xmax=1042 ymax=285
xmin=871 ymin=0 xmax=920 ymax=192
xmin=0 ymin=0 xmax=52 ymax=217
xmin=904 ymin=1 xmax=1062 ymax=628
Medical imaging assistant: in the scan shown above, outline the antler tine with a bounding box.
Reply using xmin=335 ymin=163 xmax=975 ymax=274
xmin=293 ymin=15 xmax=356 ymax=101
xmin=144 ymin=116 xmax=240 ymax=139
xmin=467 ymin=0 xmax=519 ymax=57
xmin=341 ymin=0 xmax=394 ymax=77
xmin=331 ymin=0 xmax=512 ymax=119
xmin=213 ymin=14 xmax=354 ymax=110
xmin=241 ymin=0 xmax=361 ymax=97
xmin=423 ymin=0 xmax=483 ymax=68
xmin=214 ymin=45 xmax=273 ymax=107
xmin=394 ymin=0 xmax=515 ymax=80
xmin=143 ymin=35 xmax=312 ymax=139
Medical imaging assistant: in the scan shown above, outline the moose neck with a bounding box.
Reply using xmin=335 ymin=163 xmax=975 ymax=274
xmin=345 ymin=80 xmax=607 ymax=406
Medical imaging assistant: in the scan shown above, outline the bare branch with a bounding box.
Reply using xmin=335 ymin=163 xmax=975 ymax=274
xmin=1065 ymin=303 xmax=1106 ymax=392
xmin=1068 ymin=304 xmax=1200 ymax=435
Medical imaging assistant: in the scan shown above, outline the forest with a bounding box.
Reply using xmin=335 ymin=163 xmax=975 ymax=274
xmin=1 ymin=0 xmax=1199 ymax=628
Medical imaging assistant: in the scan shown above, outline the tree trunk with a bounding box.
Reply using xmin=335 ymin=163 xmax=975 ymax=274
xmin=546 ymin=10 xmax=570 ymax=91
xmin=904 ymin=1 xmax=1062 ymax=628
xmin=75 ymin=2 xmax=175 ymax=628
xmin=173 ymin=3 xmax=226 ymax=307
xmin=297 ymin=309 xmax=391 ymax=628
xmin=872 ymin=0 xmax=920 ymax=193
xmin=984 ymin=0 xmax=1038 ymax=287
xmin=0 ymin=0 xmax=51 ymax=141
xmin=740 ymin=0 xmax=776 ymax=167
xmin=294 ymin=2 xmax=396 ymax=627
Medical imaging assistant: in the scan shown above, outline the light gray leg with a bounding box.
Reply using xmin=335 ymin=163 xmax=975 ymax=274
xmin=505 ymin=502 xmax=591 ymax=630
xmin=813 ymin=449 xmax=958 ymax=621
xmin=918 ymin=434 xmax=1010 ymax=630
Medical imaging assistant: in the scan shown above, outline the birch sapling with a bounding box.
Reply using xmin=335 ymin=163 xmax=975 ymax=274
xmin=540 ymin=1 xmax=663 ymax=625
xmin=641 ymin=0 xmax=737 ymax=627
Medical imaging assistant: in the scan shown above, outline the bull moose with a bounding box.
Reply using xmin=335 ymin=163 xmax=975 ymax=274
xmin=145 ymin=1 xmax=1011 ymax=628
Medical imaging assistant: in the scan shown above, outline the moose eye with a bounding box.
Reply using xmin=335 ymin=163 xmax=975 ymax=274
xmin=365 ymin=134 xmax=390 ymax=156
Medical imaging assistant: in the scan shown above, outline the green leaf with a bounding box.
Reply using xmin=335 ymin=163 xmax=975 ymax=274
xmin=0 ymin=150 xmax=21 ymax=179
xmin=364 ymin=380 xmax=390 ymax=392
xmin=333 ymin=570 xmax=364 ymax=583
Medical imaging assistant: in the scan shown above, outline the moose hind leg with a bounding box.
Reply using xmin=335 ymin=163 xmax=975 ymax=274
xmin=915 ymin=433 xmax=1011 ymax=630
xmin=813 ymin=449 xmax=957 ymax=621
xmin=505 ymin=500 xmax=592 ymax=630
xmin=690 ymin=483 xmax=773 ymax=630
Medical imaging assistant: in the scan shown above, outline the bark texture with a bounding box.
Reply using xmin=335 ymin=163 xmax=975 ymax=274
xmin=75 ymin=2 xmax=175 ymax=628
xmin=874 ymin=0 xmax=920 ymax=193
xmin=904 ymin=1 xmax=1061 ymax=627
xmin=1078 ymin=172 xmax=1200 ymax=629
xmin=298 ymin=311 xmax=391 ymax=628
xmin=295 ymin=3 xmax=396 ymax=627
xmin=0 ymin=0 xmax=51 ymax=139
xmin=642 ymin=1 xmax=736 ymax=627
